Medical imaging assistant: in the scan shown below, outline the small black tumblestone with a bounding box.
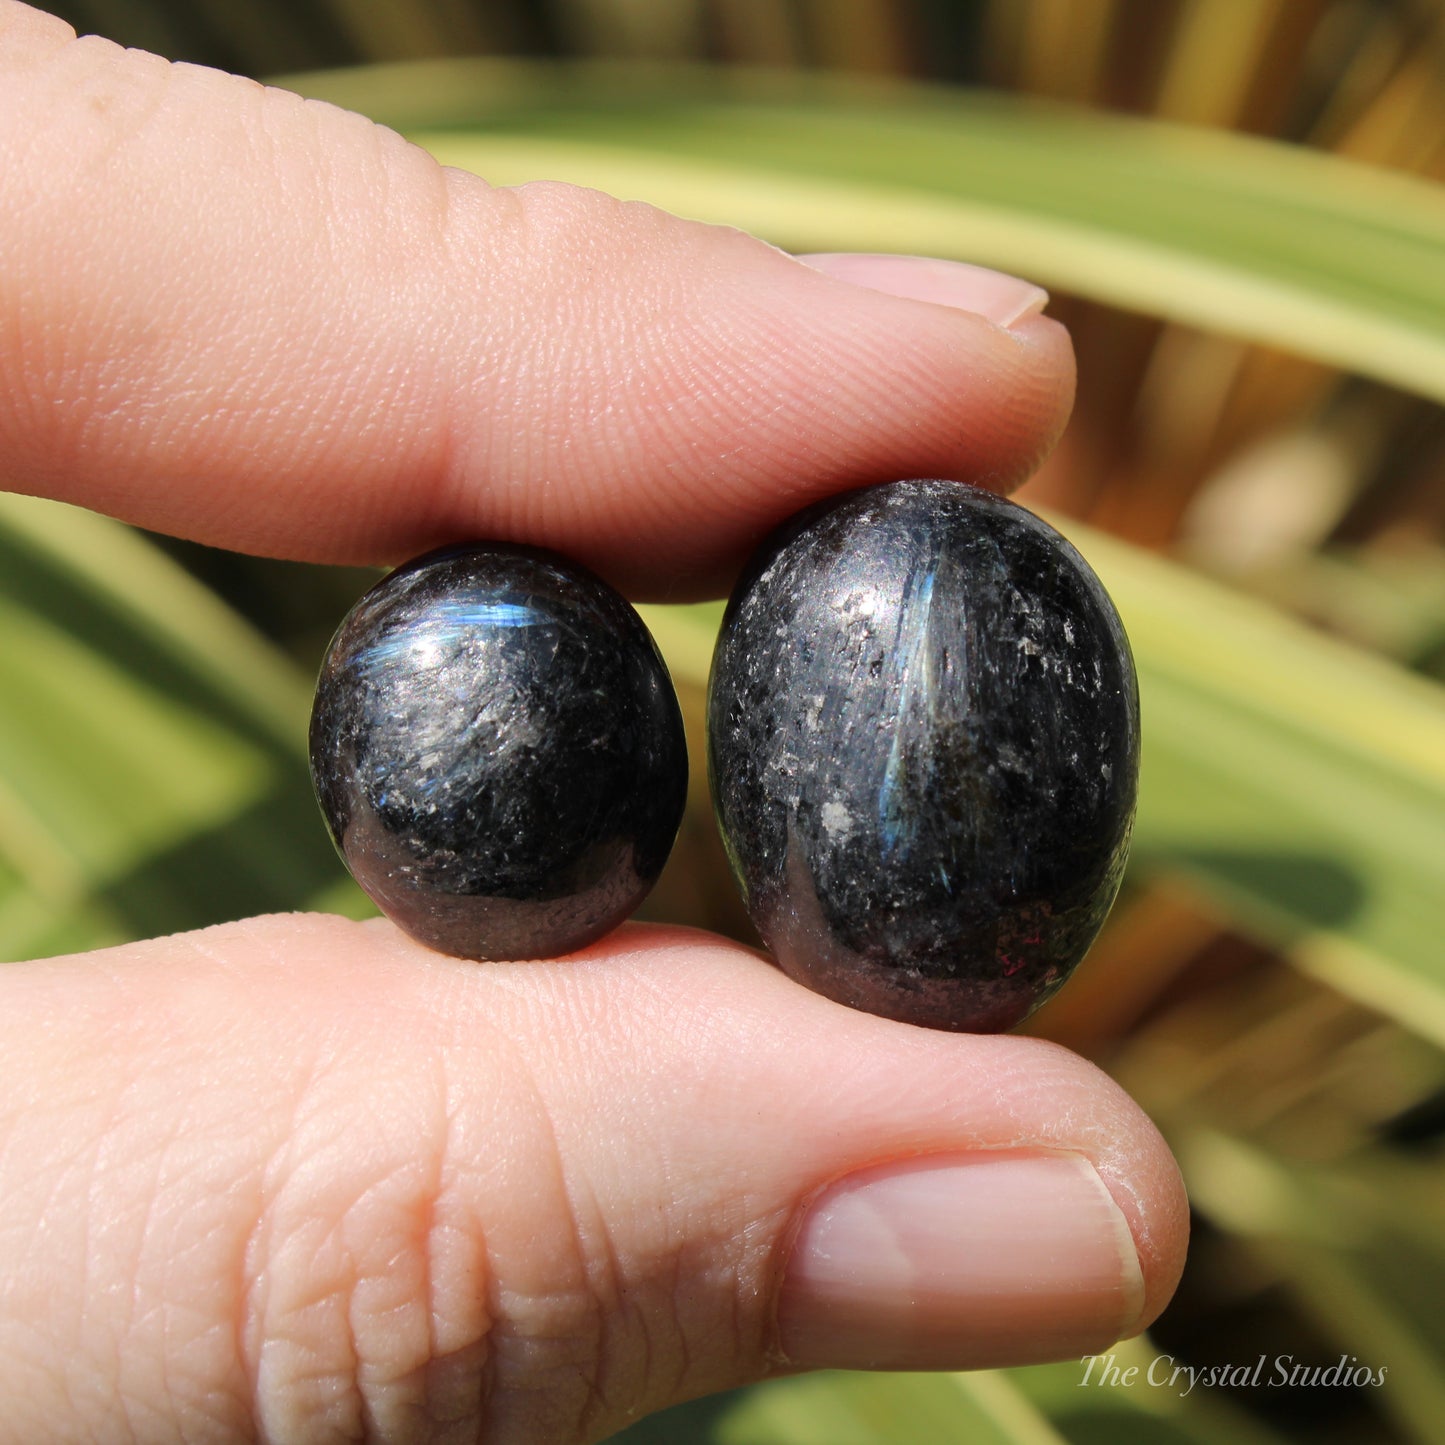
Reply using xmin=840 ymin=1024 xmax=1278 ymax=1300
xmin=310 ymin=543 xmax=687 ymax=961
xmin=707 ymin=480 xmax=1140 ymax=1032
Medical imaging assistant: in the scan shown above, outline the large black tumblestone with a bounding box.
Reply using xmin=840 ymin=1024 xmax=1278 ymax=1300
xmin=707 ymin=480 xmax=1139 ymax=1032
xmin=310 ymin=543 xmax=687 ymax=960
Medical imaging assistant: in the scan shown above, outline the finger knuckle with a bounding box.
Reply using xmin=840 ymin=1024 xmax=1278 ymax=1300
xmin=241 ymin=1056 xmax=494 ymax=1443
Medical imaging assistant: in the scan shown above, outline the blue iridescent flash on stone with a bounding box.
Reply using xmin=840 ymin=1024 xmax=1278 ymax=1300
xmin=311 ymin=543 xmax=687 ymax=961
xmin=707 ymin=480 xmax=1139 ymax=1032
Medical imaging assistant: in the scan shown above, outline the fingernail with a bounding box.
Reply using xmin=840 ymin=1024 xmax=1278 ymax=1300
xmin=797 ymin=253 xmax=1049 ymax=329
xmin=778 ymin=1151 xmax=1145 ymax=1370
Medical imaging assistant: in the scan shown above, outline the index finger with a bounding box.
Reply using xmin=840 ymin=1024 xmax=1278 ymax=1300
xmin=0 ymin=2 xmax=1073 ymax=598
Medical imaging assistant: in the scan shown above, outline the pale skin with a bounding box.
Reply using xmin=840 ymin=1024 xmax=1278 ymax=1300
xmin=0 ymin=3 xmax=1190 ymax=1442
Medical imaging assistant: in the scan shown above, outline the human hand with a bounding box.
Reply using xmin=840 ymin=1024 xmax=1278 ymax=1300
xmin=0 ymin=4 xmax=1188 ymax=1441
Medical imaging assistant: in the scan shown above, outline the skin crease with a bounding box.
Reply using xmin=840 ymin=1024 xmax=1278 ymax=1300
xmin=0 ymin=4 xmax=1188 ymax=1442
xmin=0 ymin=919 xmax=1187 ymax=1445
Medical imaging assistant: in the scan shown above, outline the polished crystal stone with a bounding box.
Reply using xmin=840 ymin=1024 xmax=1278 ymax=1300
xmin=311 ymin=543 xmax=687 ymax=960
xmin=707 ymin=480 xmax=1139 ymax=1032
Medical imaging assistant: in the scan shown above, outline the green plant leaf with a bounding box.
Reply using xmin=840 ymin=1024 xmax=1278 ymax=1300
xmin=1172 ymin=1126 xmax=1445 ymax=1445
xmin=607 ymin=1369 xmax=1068 ymax=1445
xmin=1065 ymin=517 xmax=1445 ymax=1050
xmin=609 ymin=1353 xmax=1296 ymax=1445
xmin=1012 ymin=1343 xmax=1296 ymax=1445
xmin=277 ymin=58 xmax=1445 ymax=403
xmin=0 ymin=496 xmax=352 ymax=960
xmin=718 ymin=1370 xmax=1067 ymax=1445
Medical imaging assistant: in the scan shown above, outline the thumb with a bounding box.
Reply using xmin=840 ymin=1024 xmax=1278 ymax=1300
xmin=0 ymin=2 xmax=1072 ymax=598
xmin=0 ymin=917 xmax=1187 ymax=1444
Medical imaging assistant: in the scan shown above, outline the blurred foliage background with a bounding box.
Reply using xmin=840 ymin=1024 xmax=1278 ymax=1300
xmin=5 ymin=1 xmax=1445 ymax=1442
